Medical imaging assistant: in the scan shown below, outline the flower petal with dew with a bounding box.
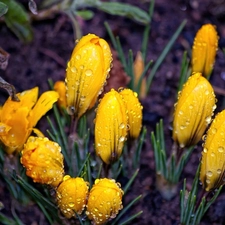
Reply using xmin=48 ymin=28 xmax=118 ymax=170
xmin=56 ymin=175 xmax=89 ymax=218
xmin=192 ymin=24 xmax=219 ymax=79
xmin=119 ymin=88 xmax=143 ymax=139
xmin=54 ymin=81 xmax=67 ymax=109
xmin=95 ymin=89 xmax=128 ymax=164
xmin=0 ymin=87 xmax=59 ymax=154
xmin=86 ymin=178 xmax=123 ymax=225
xmin=173 ymin=72 xmax=216 ymax=148
xmin=200 ymin=110 xmax=225 ymax=192
xmin=66 ymin=33 xmax=112 ymax=119
xmin=20 ymin=136 xmax=64 ymax=187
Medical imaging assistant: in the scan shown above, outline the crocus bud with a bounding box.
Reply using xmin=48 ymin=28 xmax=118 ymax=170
xmin=20 ymin=136 xmax=64 ymax=187
xmin=200 ymin=110 xmax=225 ymax=191
xmin=192 ymin=24 xmax=218 ymax=79
xmin=54 ymin=81 xmax=67 ymax=109
xmin=95 ymin=89 xmax=128 ymax=164
xmin=66 ymin=33 xmax=112 ymax=119
xmin=86 ymin=178 xmax=123 ymax=225
xmin=133 ymin=51 xmax=146 ymax=99
xmin=173 ymin=72 xmax=216 ymax=148
xmin=56 ymin=175 xmax=89 ymax=218
xmin=119 ymin=88 xmax=143 ymax=139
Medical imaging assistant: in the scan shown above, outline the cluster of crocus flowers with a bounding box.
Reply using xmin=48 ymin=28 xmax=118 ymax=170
xmin=65 ymin=33 xmax=112 ymax=119
xmin=191 ymin=24 xmax=219 ymax=79
xmin=20 ymin=136 xmax=64 ymax=187
xmin=0 ymin=87 xmax=59 ymax=154
xmin=95 ymin=88 xmax=143 ymax=164
xmin=173 ymin=72 xmax=216 ymax=148
xmin=86 ymin=178 xmax=124 ymax=224
xmin=200 ymin=110 xmax=225 ymax=192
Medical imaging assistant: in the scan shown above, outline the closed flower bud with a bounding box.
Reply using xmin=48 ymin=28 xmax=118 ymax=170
xmin=192 ymin=24 xmax=218 ymax=78
xmin=173 ymin=73 xmax=216 ymax=148
xmin=54 ymin=81 xmax=67 ymax=108
xmin=95 ymin=89 xmax=128 ymax=164
xmin=86 ymin=178 xmax=123 ymax=225
xmin=56 ymin=175 xmax=89 ymax=218
xmin=66 ymin=33 xmax=112 ymax=119
xmin=119 ymin=88 xmax=143 ymax=139
xmin=20 ymin=136 xmax=64 ymax=187
xmin=200 ymin=110 xmax=225 ymax=191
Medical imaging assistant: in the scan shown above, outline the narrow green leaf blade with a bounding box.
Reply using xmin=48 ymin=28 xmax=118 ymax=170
xmin=96 ymin=2 xmax=150 ymax=25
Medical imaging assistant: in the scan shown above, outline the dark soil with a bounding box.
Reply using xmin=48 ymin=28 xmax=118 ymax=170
xmin=0 ymin=0 xmax=225 ymax=225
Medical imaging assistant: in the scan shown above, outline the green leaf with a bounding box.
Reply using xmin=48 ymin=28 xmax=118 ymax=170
xmin=1 ymin=0 xmax=33 ymax=42
xmin=0 ymin=2 xmax=8 ymax=17
xmin=76 ymin=10 xmax=94 ymax=20
xmin=96 ymin=2 xmax=150 ymax=25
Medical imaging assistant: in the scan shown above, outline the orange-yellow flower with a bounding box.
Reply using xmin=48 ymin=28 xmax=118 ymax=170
xmin=173 ymin=73 xmax=216 ymax=148
xmin=95 ymin=89 xmax=128 ymax=164
xmin=133 ymin=51 xmax=146 ymax=99
xmin=66 ymin=33 xmax=112 ymax=119
xmin=200 ymin=110 xmax=225 ymax=192
xmin=192 ymin=24 xmax=218 ymax=79
xmin=56 ymin=175 xmax=89 ymax=218
xmin=54 ymin=81 xmax=67 ymax=108
xmin=86 ymin=178 xmax=123 ymax=225
xmin=0 ymin=87 xmax=59 ymax=154
xmin=20 ymin=136 xmax=64 ymax=187
xmin=119 ymin=88 xmax=143 ymax=139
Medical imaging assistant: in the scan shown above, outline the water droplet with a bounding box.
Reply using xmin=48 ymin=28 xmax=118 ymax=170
xmin=85 ymin=69 xmax=93 ymax=76
xmin=205 ymin=90 xmax=209 ymax=95
xmin=205 ymin=116 xmax=211 ymax=124
xmin=206 ymin=179 xmax=210 ymax=184
xmin=217 ymin=169 xmax=222 ymax=174
xmin=206 ymin=171 xmax=213 ymax=177
xmin=76 ymin=55 xmax=81 ymax=60
xmin=218 ymin=146 xmax=224 ymax=153
xmin=29 ymin=0 xmax=38 ymax=15
xmin=179 ymin=110 xmax=184 ymax=115
xmin=211 ymin=128 xmax=217 ymax=134
xmin=203 ymin=148 xmax=208 ymax=153
xmin=119 ymin=123 xmax=125 ymax=129
xmin=180 ymin=125 xmax=186 ymax=130
xmin=71 ymin=67 xmax=77 ymax=73
xmin=211 ymin=152 xmax=215 ymax=157
xmin=68 ymin=202 xmax=74 ymax=207
xmin=118 ymin=87 xmax=125 ymax=92
xmin=119 ymin=136 xmax=125 ymax=142
xmin=189 ymin=105 xmax=193 ymax=109
xmin=67 ymin=106 xmax=75 ymax=115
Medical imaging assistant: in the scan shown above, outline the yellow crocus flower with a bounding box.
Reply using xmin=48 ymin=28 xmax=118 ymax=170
xmin=95 ymin=89 xmax=128 ymax=164
xmin=0 ymin=87 xmax=59 ymax=154
xmin=56 ymin=175 xmax=89 ymax=218
xmin=119 ymin=88 xmax=143 ymax=139
xmin=54 ymin=81 xmax=67 ymax=109
xmin=192 ymin=24 xmax=219 ymax=79
xmin=200 ymin=110 xmax=225 ymax=192
xmin=173 ymin=73 xmax=216 ymax=148
xmin=66 ymin=33 xmax=112 ymax=119
xmin=20 ymin=136 xmax=64 ymax=187
xmin=86 ymin=178 xmax=123 ymax=225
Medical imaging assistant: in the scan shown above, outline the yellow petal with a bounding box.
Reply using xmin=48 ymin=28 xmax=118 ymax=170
xmin=173 ymin=72 xmax=216 ymax=148
xmin=86 ymin=178 xmax=123 ymax=225
xmin=95 ymin=89 xmax=127 ymax=164
xmin=119 ymin=88 xmax=143 ymax=139
xmin=0 ymin=107 xmax=30 ymax=154
xmin=53 ymin=81 xmax=67 ymax=108
xmin=28 ymin=91 xmax=59 ymax=128
xmin=1 ymin=87 xmax=38 ymax=123
xmin=66 ymin=33 xmax=112 ymax=119
xmin=20 ymin=136 xmax=64 ymax=187
xmin=192 ymin=24 xmax=219 ymax=79
xmin=200 ymin=110 xmax=225 ymax=191
xmin=56 ymin=175 xmax=89 ymax=218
